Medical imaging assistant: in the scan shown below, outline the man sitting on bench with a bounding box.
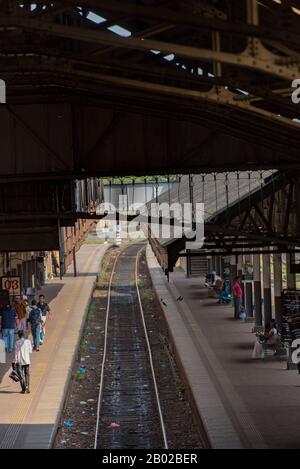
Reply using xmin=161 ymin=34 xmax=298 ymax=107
xmin=252 ymin=320 xmax=279 ymax=359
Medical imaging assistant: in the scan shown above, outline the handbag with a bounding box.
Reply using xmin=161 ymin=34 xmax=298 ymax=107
xmin=9 ymin=362 xmax=24 ymax=383
xmin=239 ymin=311 xmax=247 ymax=319
xmin=9 ymin=370 xmax=20 ymax=382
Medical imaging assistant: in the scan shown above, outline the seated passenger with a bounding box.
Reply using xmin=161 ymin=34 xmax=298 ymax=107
xmin=217 ymin=283 xmax=232 ymax=304
xmin=264 ymin=320 xmax=279 ymax=346
xmin=214 ymin=276 xmax=223 ymax=293
xmin=252 ymin=320 xmax=278 ymax=359
xmin=211 ymin=270 xmax=216 ymax=285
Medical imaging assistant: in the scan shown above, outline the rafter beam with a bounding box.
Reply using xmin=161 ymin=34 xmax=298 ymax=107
xmin=1 ymin=42 xmax=298 ymax=120
xmin=29 ymin=0 xmax=300 ymax=47
xmin=90 ymin=23 xmax=174 ymax=58
xmin=1 ymin=16 xmax=298 ymax=81
xmin=4 ymin=62 xmax=298 ymax=131
xmin=2 ymin=62 xmax=300 ymax=162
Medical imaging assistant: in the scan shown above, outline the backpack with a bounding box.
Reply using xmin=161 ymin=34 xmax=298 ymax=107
xmin=29 ymin=307 xmax=41 ymax=325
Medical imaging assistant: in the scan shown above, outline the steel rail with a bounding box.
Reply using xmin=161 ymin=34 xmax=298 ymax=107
xmin=94 ymin=244 xmax=168 ymax=449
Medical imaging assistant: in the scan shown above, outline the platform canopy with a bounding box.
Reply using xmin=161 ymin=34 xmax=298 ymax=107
xmin=147 ymin=170 xmax=300 ymax=272
xmin=0 ymin=1 xmax=300 ymax=179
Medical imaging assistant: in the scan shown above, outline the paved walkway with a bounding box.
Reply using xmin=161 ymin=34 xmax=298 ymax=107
xmin=147 ymin=245 xmax=300 ymax=449
xmin=0 ymin=243 xmax=108 ymax=449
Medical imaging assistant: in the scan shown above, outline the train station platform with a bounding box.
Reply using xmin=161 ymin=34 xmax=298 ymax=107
xmin=0 ymin=243 xmax=108 ymax=449
xmin=146 ymin=245 xmax=300 ymax=449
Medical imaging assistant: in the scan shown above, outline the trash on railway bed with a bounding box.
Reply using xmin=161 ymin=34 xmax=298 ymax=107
xmin=76 ymin=367 xmax=86 ymax=380
xmin=63 ymin=420 xmax=74 ymax=428
xmin=109 ymin=422 xmax=120 ymax=429
xmin=88 ymin=344 xmax=97 ymax=352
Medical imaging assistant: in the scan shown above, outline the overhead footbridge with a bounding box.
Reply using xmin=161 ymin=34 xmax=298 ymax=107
xmin=148 ymin=170 xmax=300 ymax=273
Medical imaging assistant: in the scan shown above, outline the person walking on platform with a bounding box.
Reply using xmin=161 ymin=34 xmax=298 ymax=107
xmin=27 ymin=300 xmax=42 ymax=351
xmin=37 ymin=294 xmax=51 ymax=345
xmin=0 ymin=303 xmax=17 ymax=353
xmin=13 ymin=296 xmax=27 ymax=333
xmin=14 ymin=330 xmax=32 ymax=393
xmin=0 ymin=338 xmax=5 ymax=363
xmin=232 ymin=277 xmax=243 ymax=319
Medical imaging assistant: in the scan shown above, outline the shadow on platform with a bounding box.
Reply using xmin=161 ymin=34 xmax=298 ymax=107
xmin=0 ymin=424 xmax=54 ymax=449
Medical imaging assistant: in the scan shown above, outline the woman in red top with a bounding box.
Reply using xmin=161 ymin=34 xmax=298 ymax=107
xmin=232 ymin=277 xmax=243 ymax=319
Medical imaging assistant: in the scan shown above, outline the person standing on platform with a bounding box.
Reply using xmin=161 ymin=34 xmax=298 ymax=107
xmin=23 ymin=295 xmax=30 ymax=335
xmin=232 ymin=277 xmax=243 ymax=319
xmin=27 ymin=300 xmax=42 ymax=351
xmin=37 ymin=294 xmax=51 ymax=345
xmin=22 ymin=295 xmax=30 ymax=316
xmin=0 ymin=303 xmax=17 ymax=353
xmin=14 ymin=330 xmax=32 ymax=393
xmin=51 ymin=252 xmax=59 ymax=277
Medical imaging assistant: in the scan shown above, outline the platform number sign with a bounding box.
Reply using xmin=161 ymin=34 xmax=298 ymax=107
xmin=1 ymin=277 xmax=21 ymax=296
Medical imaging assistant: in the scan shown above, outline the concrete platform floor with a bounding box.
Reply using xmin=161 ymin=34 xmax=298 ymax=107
xmin=170 ymin=271 xmax=300 ymax=449
xmin=0 ymin=243 xmax=108 ymax=449
xmin=147 ymin=246 xmax=300 ymax=449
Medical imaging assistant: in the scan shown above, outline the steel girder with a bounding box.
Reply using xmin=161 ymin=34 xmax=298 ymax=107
xmin=0 ymin=1 xmax=299 ymax=177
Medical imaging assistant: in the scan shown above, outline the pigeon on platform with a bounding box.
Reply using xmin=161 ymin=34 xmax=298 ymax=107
xmin=177 ymin=296 xmax=183 ymax=302
xmin=160 ymin=298 xmax=167 ymax=307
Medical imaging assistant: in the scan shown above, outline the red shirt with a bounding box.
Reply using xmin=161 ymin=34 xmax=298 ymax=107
xmin=232 ymin=281 xmax=243 ymax=299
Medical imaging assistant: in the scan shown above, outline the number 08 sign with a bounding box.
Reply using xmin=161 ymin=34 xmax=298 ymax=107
xmin=1 ymin=277 xmax=21 ymax=296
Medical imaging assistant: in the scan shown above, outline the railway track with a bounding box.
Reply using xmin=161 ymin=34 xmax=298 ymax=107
xmin=94 ymin=243 xmax=168 ymax=450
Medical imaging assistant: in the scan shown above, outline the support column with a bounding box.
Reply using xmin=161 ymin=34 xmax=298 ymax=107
xmin=253 ymin=254 xmax=262 ymax=327
xmin=207 ymin=257 xmax=212 ymax=274
xmin=28 ymin=260 xmax=33 ymax=288
xmin=31 ymin=258 xmax=36 ymax=289
xmin=273 ymin=253 xmax=283 ymax=329
xmin=73 ymin=247 xmax=77 ymax=277
xmin=245 ymin=253 xmax=254 ymax=319
xmin=263 ymin=252 xmax=272 ymax=325
xmin=59 ymin=227 xmax=66 ymax=279
xmin=17 ymin=263 xmax=22 ymax=293
xmin=212 ymin=256 xmax=217 ymax=272
xmin=219 ymin=256 xmax=224 ymax=278
xmin=230 ymin=255 xmax=237 ymax=295
xmin=186 ymin=254 xmax=192 ymax=278
xmin=22 ymin=262 xmax=27 ymax=292
xmin=237 ymin=255 xmax=243 ymax=278
xmin=237 ymin=255 xmax=245 ymax=300
xmin=286 ymin=253 xmax=297 ymax=289
xmin=245 ymin=281 xmax=254 ymax=319
xmin=215 ymin=256 xmax=219 ymax=275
